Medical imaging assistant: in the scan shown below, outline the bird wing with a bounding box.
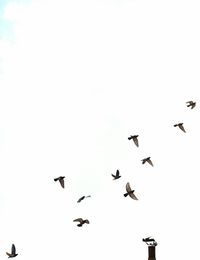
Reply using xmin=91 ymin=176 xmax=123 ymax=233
xmin=54 ymin=178 xmax=58 ymax=181
xmin=147 ymin=158 xmax=154 ymax=166
xmin=179 ymin=124 xmax=186 ymax=133
xmin=128 ymin=136 xmax=132 ymax=140
xmin=85 ymin=219 xmax=90 ymax=224
xmin=133 ymin=137 xmax=139 ymax=147
xmin=77 ymin=196 xmax=85 ymax=203
xmin=111 ymin=174 xmax=116 ymax=178
xmin=11 ymin=244 xmax=16 ymax=255
xmin=59 ymin=178 xmax=65 ymax=188
xmin=126 ymin=182 xmax=132 ymax=193
xmin=6 ymin=252 xmax=12 ymax=257
xmin=73 ymin=218 xmax=83 ymax=223
xmin=191 ymin=103 xmax=196 ymax=109
xmin=186 ymin=101 xmax=192 ymax=104
xmin=129 ymin=192 xmax=138 ymax=200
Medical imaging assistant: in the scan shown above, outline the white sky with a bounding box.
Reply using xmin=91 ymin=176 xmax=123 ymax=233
xmin=0 ymin=0 xmax=200 ymax=259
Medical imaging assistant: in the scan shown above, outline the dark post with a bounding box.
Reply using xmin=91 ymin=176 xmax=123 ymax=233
xmin=148 ymin=245 xmax=156 ymax=260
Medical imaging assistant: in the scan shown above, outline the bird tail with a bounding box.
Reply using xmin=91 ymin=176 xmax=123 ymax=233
xmin=124 ymin=193 xmax=128 ymax=197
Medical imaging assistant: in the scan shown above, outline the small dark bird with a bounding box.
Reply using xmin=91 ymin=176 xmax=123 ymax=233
xmin=111 ymin=169 xmax=121 ymax=180
xmin=142 ymin=237 xmax=155 ymax=243
xmin=124 ymin=182 xmax=138 ymax=200
xmin=186 ymin=101 xmax=196 ymax=109
xmin=54 ymin=176 xmax=65 ymax=188
xmin=77 ymin=195 xmax=91 ymax=203
xmin=6 ymin=244 xmax=18 ymax=258
xmin=141 ymin=157 xmax=153 ymax=167
xmin=73 ymin=218 xmax=90 ymax=227
xmin=174 ymin=123 xmax=186 ymax=133
xmin=128 ymin=135 xmax=139 ymax=147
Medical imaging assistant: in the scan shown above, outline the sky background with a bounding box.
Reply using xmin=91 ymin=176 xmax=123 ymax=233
xmin=0 ymin=0 xmax=200 ymax=260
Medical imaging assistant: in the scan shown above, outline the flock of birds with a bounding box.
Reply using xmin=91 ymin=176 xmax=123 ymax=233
xmin=5 ymin=100 xmax=196 ymax=258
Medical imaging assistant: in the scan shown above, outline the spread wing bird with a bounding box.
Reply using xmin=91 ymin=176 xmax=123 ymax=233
xmin=141 ymin=157 xmax=153 ymax=167
xmin=174 ymin=123 xmax=186 ymax=133
xmin=124 ymin=182 xmax=138 ymax=200
xmin=128 ymin=135 xmax=139 ymax=147
xmin=73 ymin=218 xmax=90 ymax=227
xmin=143 ymin=237 xmax=155 ymax=242
xmin=77 ymin=195 xmax=91 ymax=203
xmin=111 ymin=169 xmax=121 ymax=180
xmin=6 ymin=244 xmax=18 ymax=258
xmin=186 ymin=101 xmax=196 ymax=109
xmin=54 ymin=176 xmax=65 ymax=188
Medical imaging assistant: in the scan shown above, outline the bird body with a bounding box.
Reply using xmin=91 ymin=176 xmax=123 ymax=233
xmin=77 ymin=195 xmax=91 ymax=203
xmin=174 ymin=123 xmax=186 ymax=133
xmin=6 ymin=244 xmax=18 ymax=258
xmin=111 ymin=169 xmax=121 ymax=180
xmin=128 ymin=135 xmax=139 ymax=147
xmin=73 ymin=218 xmax=90 ymax=227
xmin=186 ymin=101 xmax=196 ymax=109
xmin=124 ymin=182 xmax=138 ymax=200
xmin=141 ymin=157 xmax=153 ymax=167
xmin=54 ymin=176 xmax=65 ymax=188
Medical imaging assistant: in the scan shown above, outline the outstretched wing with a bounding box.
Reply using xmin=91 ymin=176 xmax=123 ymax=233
xmin=116 ymin=170 xmax=120 ymax=177
xmin=59 ymin=178 xmax=65 ymax=188
xmin=126 ymin=182 xmax=132 ymax=193
xmin=11 ymin=244 xmax=16 ymax=255
xmin=73 ymin=218 xmax=83 ymax=223
xmin=129 ymin=192 xmax=138 ymax=200
xmin=179 ymin=124 xmax=186 ymax=133
xmin=147 ymin=158 xmax=154 ymax=167
xmin=133 ymin=137 xmax=139 ymax=147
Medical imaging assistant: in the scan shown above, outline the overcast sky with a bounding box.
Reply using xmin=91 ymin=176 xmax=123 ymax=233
xmin=0 ymin=0 xmax=200 ymax=260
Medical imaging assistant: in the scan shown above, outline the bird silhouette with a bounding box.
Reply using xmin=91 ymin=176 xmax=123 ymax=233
xmin=128 ymin=135 xmax=139 ymax=147
xmin=54 ymin=176 xmax=65 ymax=188
xmin=6 ymin=244 xmax=18 ymax=258
xmin=111 ymin=169 xmax=121 ymax=180
xmin=77 ymin=195 xmax=91 ymax=203
xmin=124 ymin=182 xmax=138 ymax=200
xmin=142 ymin=237 xmax=155 ymax=243
xmin=174 ymin=123 xmax=186 ymax=133
xmin=186 ymin=101 xmax=196 ymax=109
xmin=141 ymin=157 xmax=153 ymax=167
xmin=73 ymin=218 xmax=90 ymax=227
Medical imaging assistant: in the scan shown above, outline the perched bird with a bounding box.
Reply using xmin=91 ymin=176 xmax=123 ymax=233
xmin=141 ymin=157 xmax=153 ymax=167
xmin=186 ymin=101 xmax=196 ymax=109
xmin=77 ymin=195 xmax=91 ymax=203
xmin=73 ymin=218 xmax=90 ymax=227
xmin=128 ymin=135 xmax=139 ymax=147
xmin=124 ymin=182 xmax=138 ymax=200
xmin=6 ymin=244 xmax=18 ymax=258
xmin=174 ymin=123 xmax=186 ymax=133
xmin=54 ymin=176 xmax=65 ymax=188
xmin=111 ymin=169 xmax=121 ymax=180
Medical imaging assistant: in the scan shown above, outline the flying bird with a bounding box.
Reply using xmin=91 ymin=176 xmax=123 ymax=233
xmin=186 ymin=101 xmax=196 ymax=109
xmin=73 ymin=218 xmax=90 ymax=227
xmin=54 ymin=176 xmax=65 ymax=188
xmin=6 ymin=244 xmax=18 ymax=258
xmin=124 ymin=182 xmax=138 ymax=200
xmin=142 ymin=237 xmax=155 ymax=243
xmin=141 ymin=157 xmax=153 ymax=167
xmin=128 ymin=135 xmax=139 ymax=147
xmin=111 ymin=169 xmax=121 ymax=180
xmin=174 ymin=123 xmax=186 ymax=133
xmin=77 ymin=195 xmax=91 ymax=203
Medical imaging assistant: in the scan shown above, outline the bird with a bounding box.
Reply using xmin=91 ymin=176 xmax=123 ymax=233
xmin=54 ymin=176 xmax=65 ymax=188
xmin=174 ymin=123 xmax=186 ymax=133
xmin=186 ymin=101 xmax=196 ymax=109
xmin=6 ymin=244 xmax=18 ymax=258
xmin=73 ymin=218 xmax=90 ymax=227
xmin=141 ymin=157 xmax=153 ymax=167
xmin=77 ymin=195 xmax=91 ymax=203
xmin=124 ymin=182 xmax=138 ymax=200
xmin=128 ymin=135 xmax=139 ymax=147
xmin=142 ymin=237 xmax=155 ymax=243
xmin=111 ymin=169 xmax=121 ymax=180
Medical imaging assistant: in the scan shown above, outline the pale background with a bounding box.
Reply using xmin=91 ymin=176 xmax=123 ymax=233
xmin=0 ymin=0 xmax=200 ymax=260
